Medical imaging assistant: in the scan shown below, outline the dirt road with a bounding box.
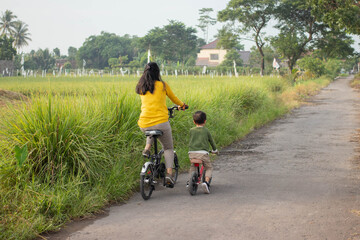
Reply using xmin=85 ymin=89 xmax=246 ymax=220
xmin=47 ymin=76 xmax=360 ymax=240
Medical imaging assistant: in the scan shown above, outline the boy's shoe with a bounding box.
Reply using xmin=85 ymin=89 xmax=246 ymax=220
xmin=142 ymin=149 xmax=150 ymax=157
xmin=165 ymin=174 xmax=175 ymax=188
xmin=201 ymin=181 xmax=211 ymax=194
xmin=186 ymin=180 xmax=189 ymax=188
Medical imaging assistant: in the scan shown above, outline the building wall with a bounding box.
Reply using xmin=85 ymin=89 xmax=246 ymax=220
xmin=197 ymin=49 xmax=227 ymax=66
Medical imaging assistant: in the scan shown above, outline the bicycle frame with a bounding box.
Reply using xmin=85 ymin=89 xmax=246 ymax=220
xmin=191 ymin=159 xmax=205 ymax=184
xmin=140 ymin=136 xmax=165 ymax=180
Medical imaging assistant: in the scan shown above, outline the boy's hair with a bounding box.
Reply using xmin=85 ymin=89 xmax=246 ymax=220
xmin=193 ymin=111 xmax=206 ymax=124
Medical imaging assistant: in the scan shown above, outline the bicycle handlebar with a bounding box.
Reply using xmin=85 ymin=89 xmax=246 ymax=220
xmin=168 ymin=105 xmax=188 ymax=118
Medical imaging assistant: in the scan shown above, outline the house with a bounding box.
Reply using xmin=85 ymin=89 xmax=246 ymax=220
xmin=55 ymin=59 xmax=77 ymax=69
xmin=195 ymin=39 xmax=250 ymax=67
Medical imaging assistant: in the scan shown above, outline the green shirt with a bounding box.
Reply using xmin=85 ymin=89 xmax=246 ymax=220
xmin=188 ymin=126 xmax=217 ymax=152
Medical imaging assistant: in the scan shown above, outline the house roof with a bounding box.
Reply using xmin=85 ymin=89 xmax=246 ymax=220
xmin=200 ymin=39 xmax=219 ymax=49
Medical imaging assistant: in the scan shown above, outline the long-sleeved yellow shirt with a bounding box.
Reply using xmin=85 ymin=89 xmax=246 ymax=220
xmin=138 ymin=80 xmax=184 ymax=128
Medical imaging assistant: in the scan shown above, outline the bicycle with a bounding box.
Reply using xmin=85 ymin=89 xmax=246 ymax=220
xmin=188 ymin=151 xmax=217 ymax=196
xmin=140 ymin=105 xmax=187 ymax=200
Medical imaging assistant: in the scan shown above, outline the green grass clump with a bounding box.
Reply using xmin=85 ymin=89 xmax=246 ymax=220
xmin=0 ymin=75 xmax=331 ymax=239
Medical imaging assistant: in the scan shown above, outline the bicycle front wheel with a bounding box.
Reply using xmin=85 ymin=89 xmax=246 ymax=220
xmin=140 ymin=164 xmax=154 ymax=200
xmin=173 ymin=152 xmax=179 ymax=183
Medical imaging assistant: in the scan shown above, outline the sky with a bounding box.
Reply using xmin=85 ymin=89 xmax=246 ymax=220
xmin=2 ymin=0 xmax=359 ymax=55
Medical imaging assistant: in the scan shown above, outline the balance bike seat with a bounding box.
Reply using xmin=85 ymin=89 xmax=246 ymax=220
xmin=190 ymin=159 xmax=203 ymax=164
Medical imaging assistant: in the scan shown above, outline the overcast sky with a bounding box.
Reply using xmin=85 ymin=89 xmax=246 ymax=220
xmin=2 ymin=0 xmax=359 ymax=55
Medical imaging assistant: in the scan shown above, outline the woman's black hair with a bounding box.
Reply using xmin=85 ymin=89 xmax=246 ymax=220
xmin=135 ymin=62 xmax=164 ymax=94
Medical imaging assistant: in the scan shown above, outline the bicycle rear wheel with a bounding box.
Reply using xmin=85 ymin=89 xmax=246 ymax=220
xmin=173 ymin=152 xmax=179 ymax=183
xmin=140 ymin=164 xmax=154 ymax=200
xmin=188 ymin=171 xmax=198 ymax=195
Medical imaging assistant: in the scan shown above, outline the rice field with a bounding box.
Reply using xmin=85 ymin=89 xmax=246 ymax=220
xmin=0 ymin=74 xmax=330 ymax=239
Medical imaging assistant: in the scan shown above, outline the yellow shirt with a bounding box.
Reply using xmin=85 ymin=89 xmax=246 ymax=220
xmin=138 ymin=81 xmax=184 ymax=128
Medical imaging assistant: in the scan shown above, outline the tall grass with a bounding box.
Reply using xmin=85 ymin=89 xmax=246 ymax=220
xmin=0 ymin=75 xmax=330 ymax=239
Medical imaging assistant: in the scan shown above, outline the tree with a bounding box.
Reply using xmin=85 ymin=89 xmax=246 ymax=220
xmin=140 ymin=20 xmax=198 ymax=64
xmin=312 ymin=29 xmax=354 ymax=60
xmin=0 ymin=10 xmax=17 ymax=36
xmin=77 ymin=32 xmax=139 ymax=69
xmin=271 ymin=0 xmax=319 ymax=74
xmin=53 ymin=48 xmax=60 ymax=58
xmin=0 ymin=34 xmax=16 ymax=60
xmin=197 ymin=8 xmax=217 ymax=43
xmin=108 ymin=58 xmax=119 ymax=69
xmin=250 ymin=45 xmax=279 ymax=71
xmin=297 ymin=55 xmax=325 ymax=76
xmin=33 ymin=48 xmax=55 ymax=70
xmin=220 ymin=49 xmax=243 ymax=67
xmin=218 ymin=0 xmax=276 ymax=76
xmin=196 ymin=38 xmax=206 ymax=52
xmin=68 ymin=46 xmax=77 ymax=60
xmin=119 ymin=55 xmax=129 ymax=66
xmin=140 ymin=27 xmax=166 ymax=60
xmin=12 ymin=21 xmax=31 ymax=50
xmin=22 ymin=51 xmax=37 ymax=70
xmin=63 ymin=61 xmax=72 ymax=70
xmin=14 ymin=49 xmax=55 ymax=70
xmin=216 ymin=26 xmax=240 ymax=50
xmin=307 ymin=0 xmax=360 ymax=35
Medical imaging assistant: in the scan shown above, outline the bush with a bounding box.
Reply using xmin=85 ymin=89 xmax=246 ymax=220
xmin=324 ymin=58 xmax=342 ymax=79
xmin=63 ymin=62 xmax=72 ymax=70
xmin=297 ymin=56 xmax=325 ymax=77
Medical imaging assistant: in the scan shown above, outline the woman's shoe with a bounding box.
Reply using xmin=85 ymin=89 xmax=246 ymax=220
xmin=142 ymin=149 xmax=150 ymax=157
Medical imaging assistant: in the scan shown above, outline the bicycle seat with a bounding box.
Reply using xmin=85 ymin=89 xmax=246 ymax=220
xmin=144 ymin=130 xmax=163 ymax=137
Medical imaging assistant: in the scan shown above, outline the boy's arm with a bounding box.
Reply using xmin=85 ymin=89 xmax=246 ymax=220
xmin=208 ymin=130 xmax=217 ymax=151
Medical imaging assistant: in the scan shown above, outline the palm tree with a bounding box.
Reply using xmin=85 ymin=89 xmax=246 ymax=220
xmin=13 ymin=21 xmax=31 ymax=50
xmin=0 ymin=10 xmax=17 ymax=36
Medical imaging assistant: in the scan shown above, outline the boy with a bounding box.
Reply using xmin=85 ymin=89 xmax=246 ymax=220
xmin=188 ymin=111 xmax=218 ymax=194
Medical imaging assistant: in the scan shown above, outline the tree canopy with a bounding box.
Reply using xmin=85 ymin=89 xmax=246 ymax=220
xmin=77 ymin=32 xmax=140 ymax=69
xmin=197 ymin=8 xmax=217 ymax=43
xmin=0 ymin=10 xmax=31 ymax=51
xmin=308 ymin=0 xmax=360 ymax=35
xmin=312 ymin=29 xmax=355 ymax=60
xmin=0 ymin=34 xmax=16 ymax=60
xmin=0 ymin=10 xmax=17 ymax=36
xmin=140 ymin=20 xmax=198 ymax=64
xmin=271 ymin=0 xmax=319 ymax=72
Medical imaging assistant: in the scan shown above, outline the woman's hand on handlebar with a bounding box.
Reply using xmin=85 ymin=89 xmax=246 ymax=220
xmin=178 ymin=103 xmax=188 ymax=111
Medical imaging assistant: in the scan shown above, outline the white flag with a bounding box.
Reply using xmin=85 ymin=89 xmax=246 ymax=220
xmin=273 ymin=58 xmax=280 ymax=69
xmin=147 ymin=49 xmax=151 ymax=63
xmin=233 ymin=60 xmax=238 ymax=77
xmin=202 ymin=66 xmax=207 ymax=74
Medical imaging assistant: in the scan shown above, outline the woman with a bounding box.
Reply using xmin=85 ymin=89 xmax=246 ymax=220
xmin=136 ymin=62 xmax=187 ymax=186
